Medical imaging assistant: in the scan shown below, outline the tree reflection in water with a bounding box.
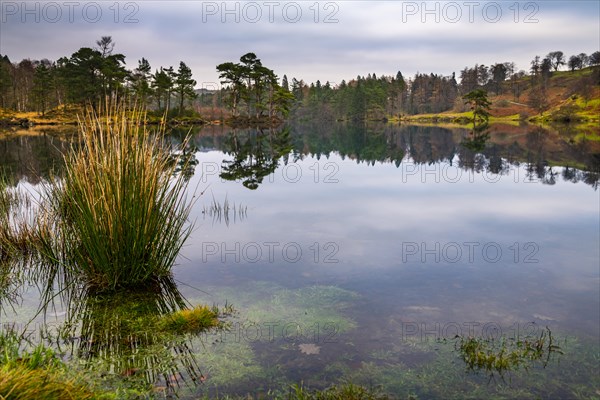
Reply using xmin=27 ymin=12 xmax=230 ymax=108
xmin=220 ymin=127 xmax=294 ymax=190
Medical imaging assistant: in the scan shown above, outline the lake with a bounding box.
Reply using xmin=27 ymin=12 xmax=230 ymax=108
xmin=1 ymin=122 xmax=599 ymax=398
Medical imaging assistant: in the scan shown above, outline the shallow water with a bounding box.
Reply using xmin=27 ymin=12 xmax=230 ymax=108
xmin=1 ymin=122 xmax=599 ymax=398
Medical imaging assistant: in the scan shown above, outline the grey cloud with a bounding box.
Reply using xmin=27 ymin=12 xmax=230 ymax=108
xmin=0 ymin=0 xmax=598 ymax=86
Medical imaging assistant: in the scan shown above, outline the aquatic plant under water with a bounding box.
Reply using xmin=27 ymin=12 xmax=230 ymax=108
xmin=454 ymin=326 xmax=563 ymax=378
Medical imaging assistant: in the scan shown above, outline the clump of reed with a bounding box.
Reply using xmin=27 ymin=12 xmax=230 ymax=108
xmin=37 ymin=105 xmax=195 ymax=291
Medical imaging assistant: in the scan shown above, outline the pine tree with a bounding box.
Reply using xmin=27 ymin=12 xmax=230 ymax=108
xmin=174 ymin=61 xmax=197 ymax=115
xmin=281 ymin=75 xmax=289 ymax=91
xmin=130 ymin=58 xmax=152 ymax=106
xmin=152 ymin=67 xmax=173 ymax=111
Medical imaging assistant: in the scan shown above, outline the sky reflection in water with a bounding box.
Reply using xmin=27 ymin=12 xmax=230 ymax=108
xmin=176 ymin=135 xmax=599 ymax=342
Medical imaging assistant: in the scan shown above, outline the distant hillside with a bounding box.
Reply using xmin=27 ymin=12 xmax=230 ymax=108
xmin=405 ymin=67 xmax=600 ymax=126
xmin=484 ymin=67 xmax=599 ymax=121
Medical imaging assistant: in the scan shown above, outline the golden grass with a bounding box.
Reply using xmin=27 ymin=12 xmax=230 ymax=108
xmin=157 ymin=305 xmax=220 ymax=335
xmin=0 ymin=364 xmax=97 ymax=400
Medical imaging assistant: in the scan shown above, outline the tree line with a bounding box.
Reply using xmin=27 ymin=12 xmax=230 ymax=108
xmin=0 ymin=36 xmax=197 ymax=116
xmin=289 ymin=50 xmax=600 ymax=121
xmin=0 ymin=39 xmax=294 ymax=122
xmin=1 ymin=41 xmax=599 ymax=120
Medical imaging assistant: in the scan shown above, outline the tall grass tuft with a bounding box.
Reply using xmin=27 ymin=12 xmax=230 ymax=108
xmin=38 ymin=105 xmax=194 ymax=291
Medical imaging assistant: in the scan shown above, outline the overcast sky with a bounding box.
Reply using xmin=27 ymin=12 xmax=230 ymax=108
xmin=1 ymin=1 xmax=598 ymax=87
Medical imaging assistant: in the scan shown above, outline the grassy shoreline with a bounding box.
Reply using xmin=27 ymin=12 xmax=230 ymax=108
xmin=3 ymin=108 xmax=597 ymax=131
xmin=0 ymin=106 xmax=215 ymax=128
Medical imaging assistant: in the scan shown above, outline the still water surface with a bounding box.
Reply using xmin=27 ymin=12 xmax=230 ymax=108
xmin=1 ymin=122 xmax=599 ymax=398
